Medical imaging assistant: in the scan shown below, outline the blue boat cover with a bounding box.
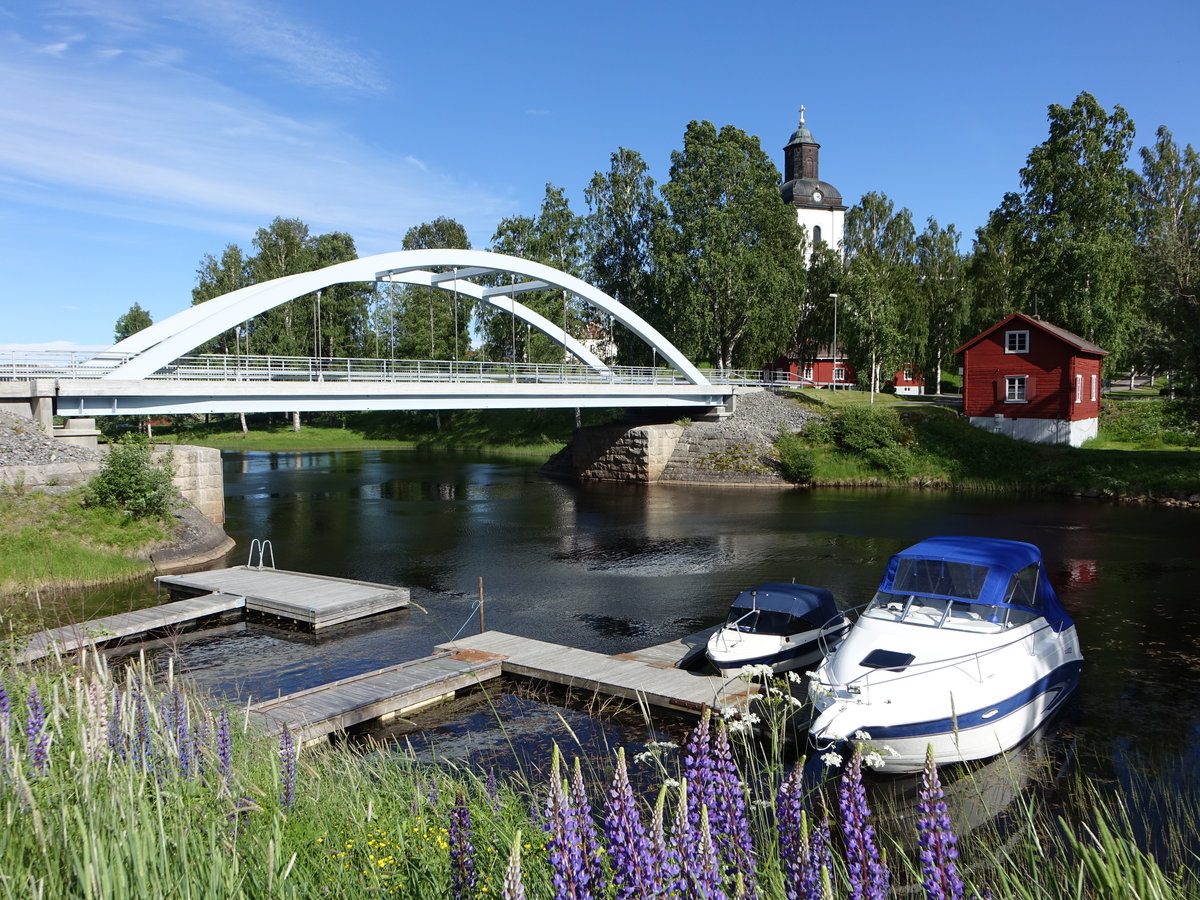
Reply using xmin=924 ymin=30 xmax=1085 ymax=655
xmin=879 ymin=536 xmax=1073 ymax=632
xmin=730 ymin=583 xmax=839 ymax=629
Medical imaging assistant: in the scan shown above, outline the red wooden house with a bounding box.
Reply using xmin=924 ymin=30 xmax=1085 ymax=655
xmin=954 ymin=313 xmax=1108 ymax=447
xmin=766 ymin=347 xmax=924 ymax=393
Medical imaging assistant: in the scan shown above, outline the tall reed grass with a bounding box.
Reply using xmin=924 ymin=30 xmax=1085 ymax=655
xmin=0 ymin=660 xmax=1193 ymax=898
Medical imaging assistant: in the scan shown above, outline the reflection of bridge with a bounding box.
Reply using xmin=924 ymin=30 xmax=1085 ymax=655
xmin=2 ymin=250 xmax=778 ymax=420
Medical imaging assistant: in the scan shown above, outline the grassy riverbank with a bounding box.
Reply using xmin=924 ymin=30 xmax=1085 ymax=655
xmin=0 ymin=658 xmax=1192 ymax=899
xmin=145 ymin=408 xmax=623 ymax=455
xmin=0 ymin=488 xmax=170 ymax=600
xmin=782 ymin=390 xmax=1200 ymax=500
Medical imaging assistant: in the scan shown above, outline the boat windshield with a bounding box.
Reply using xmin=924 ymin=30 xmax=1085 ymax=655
xmin=890 ymin=557 xmax=989 ymax=600
xmin=862 ymin=592 xmax=1039 ymax=632
xmin=725 ymin=607 xmax=808 ymax=636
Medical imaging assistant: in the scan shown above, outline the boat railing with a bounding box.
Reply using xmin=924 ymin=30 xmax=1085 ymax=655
xmin=815 ymin=620 xmax=1059 ymax=700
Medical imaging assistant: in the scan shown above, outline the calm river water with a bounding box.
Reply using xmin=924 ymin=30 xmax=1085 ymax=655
xmin=106 ymin=449 xmax=1200 ymax=804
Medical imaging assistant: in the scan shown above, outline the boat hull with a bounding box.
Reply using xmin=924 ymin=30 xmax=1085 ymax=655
xmin=707 ymin=619 xmax=848 ymax=676
xmin=810 ymin=660 xmax=1081 ymax=772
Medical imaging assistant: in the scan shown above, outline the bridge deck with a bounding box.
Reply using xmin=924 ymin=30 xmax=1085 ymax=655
xmin=435 ymin=630 xmax=755 ymax=716
xmin=156 ymin=567 xmax=409 ymax=628
xmin=16 ymin=592 xmax=246 ymax=663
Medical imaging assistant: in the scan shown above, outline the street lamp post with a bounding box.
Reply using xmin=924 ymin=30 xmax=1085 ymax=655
xmin=829 ymin=293 xmax=839 ymax=389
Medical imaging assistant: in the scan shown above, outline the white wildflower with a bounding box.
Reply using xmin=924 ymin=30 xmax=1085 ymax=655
xmin=821 ymin=750 xmax=843 ymax=769
xmin=787 ymin=671 xmax=804 ymax=684
xmin=884 ymin=745 xmax=901 ymax=758
xmin=738 ymin=664 xmax=775 ymax=680
xmin=633 ymin=750 xmax=654 ymax=765
xmin=853 ymin=730 xmax=873 ymax=741
xmin=863 ymin=751 xmax=885 ymax=770
xmin=662 ymin=777 xmax=680 ymax=789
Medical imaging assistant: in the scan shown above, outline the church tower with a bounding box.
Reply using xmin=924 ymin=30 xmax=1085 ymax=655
xmin=779 ymin=106 xmax=846 ymax=262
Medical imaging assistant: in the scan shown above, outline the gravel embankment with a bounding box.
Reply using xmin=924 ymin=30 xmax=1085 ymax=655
xmin=0 ymin=411 xmax=103 ymax=467
xmin=682 ymin=388 xmax=819 ymax=446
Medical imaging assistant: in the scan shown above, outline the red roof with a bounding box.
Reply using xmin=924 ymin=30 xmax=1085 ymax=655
xmin=954 ymin=313 xmax=1109 ymax=357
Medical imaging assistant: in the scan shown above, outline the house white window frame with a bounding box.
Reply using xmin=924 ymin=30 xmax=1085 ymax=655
xmin=833 ymin=366 xmax=846 ymax=382
xmin=1005 ymin=375 xmax=1028 ymax=403
xmin=1090 ymin=374 xmax=1097 ymax=401
xmin=802 ymin=363 xmax=813 ymax=381
xmin=1075 ymin=374 xmax=1083 ymax=403
xmin=1005 ymin=330 xmax=1030 ymax=354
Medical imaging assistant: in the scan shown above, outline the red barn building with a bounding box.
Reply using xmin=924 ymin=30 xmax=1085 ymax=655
xmin=955 ymin=313 xmax=1108 ymax=447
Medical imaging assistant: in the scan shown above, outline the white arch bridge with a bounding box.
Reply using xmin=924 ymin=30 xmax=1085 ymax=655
xmin=3 ymin=250 xmax=779 ymax=419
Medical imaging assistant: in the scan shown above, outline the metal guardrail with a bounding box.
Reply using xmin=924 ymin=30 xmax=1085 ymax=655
xmin=1 ymin=350 xmax=791 ymax=388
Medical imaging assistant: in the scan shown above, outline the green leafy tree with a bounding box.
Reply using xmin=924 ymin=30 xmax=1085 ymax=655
xmin=842 ymin=191 xmax=915 ymax=396
xmin=191 ymin=244 xmax=250 ymax=354
xmin=380 ymin=217 xmax=473 ymax=360
xmin=915 ymin=218 xmax=968 ymax=388
xmin=654 ymin=120 xmax=807 ymax=369
xmin=584 ymin=148 xmax=664 ymax=366
xmin=113 ymin=303 xmax=153 ymax=342
xmin=480 ymin=186 xmax=587 ymax=365
xmin=982 ymin=92 xmax=1142 ymax=362
xmin=83 ymin=435 xmax=177 ymax=520
xmin=791 ymin=244 xmax=845 ymax=372
xmin=1136 ymin=126 xmax=1200 ymax=388
xmin=965 ymin=193 xmax=1022 ymax=336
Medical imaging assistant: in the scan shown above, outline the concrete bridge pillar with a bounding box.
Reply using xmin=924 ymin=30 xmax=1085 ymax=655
xmin=0 ymin=379 xmax=56 ymax=432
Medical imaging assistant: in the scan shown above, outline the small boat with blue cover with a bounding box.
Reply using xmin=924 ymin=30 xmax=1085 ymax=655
xmin=808 ymin=536 xmax=1083 ymax=772
xmin=706 ymin=583 xmax=849 ymax=675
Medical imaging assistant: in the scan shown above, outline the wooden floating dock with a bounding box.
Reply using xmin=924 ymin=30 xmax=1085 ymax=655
xmin=16 ymin=592 xmax=246 ymax=663
xmin=246 ymin=650 xmax=503 ymax=744
xmin=436 ymin=630 xmax=756 ymax=716
xmin=156 ymin=566 xmax=410 ymax=629
xmin=243 ymin=627 xmax=753 ymax=746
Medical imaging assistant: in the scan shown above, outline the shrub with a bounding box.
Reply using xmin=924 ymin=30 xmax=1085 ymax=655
xmin=774 ymin=427 xmax=816 ymax=483
xmin=801 ymin=416 xmax=834 ymax=444
xmin=864 ymin=444 xmax=916 ymax=478
xmin=830 ymin=406 xmax=906 ymax=453
xmin=83 ymin=434 xmax=178 ymax=519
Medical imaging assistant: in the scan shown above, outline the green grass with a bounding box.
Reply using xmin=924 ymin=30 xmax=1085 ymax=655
xmin=0 ymin=488 xmax=171 ymax=597
xmin=150 ymin=408 xmax=626 ymax=455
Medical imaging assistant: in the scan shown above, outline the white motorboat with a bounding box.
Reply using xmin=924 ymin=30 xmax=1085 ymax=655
xmin=808 ymin=536 xmax=1083 ymax=772
xmin=706 ymin=583 xmax=849 ymax=675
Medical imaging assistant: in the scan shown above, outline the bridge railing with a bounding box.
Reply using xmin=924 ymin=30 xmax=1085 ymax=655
xmin=1 ymin=349 xmax=788 ymax=388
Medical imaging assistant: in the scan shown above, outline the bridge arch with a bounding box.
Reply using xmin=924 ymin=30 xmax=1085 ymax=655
xmin=105 ymin=250 xmax=709 ymax=385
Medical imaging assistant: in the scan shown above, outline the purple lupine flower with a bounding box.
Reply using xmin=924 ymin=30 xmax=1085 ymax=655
xmin=807 ymin=817 xmax=833 ymax=900
xmin=172 ymin=689 xmax=191 ymax=778
xmin=917 ymin=746 xmax=964 ymax=900
xmin=777 ymin=765 xmax=807 ymax=900
xmin=449 ymin=792 xmax=478 ymax=900
xmin=667 ymin=779 xmax=693 ymax=898
xmin=0 ymin=680 xmax=10 ymax=762
xmin=571 ymin=758 xmax=605 ymax=895
xmin=502 ymin=831 xmax=527 ymax=900
xmin=132 ymin=679 xmax=153 ymax=770
xmin=215 ymin=709 xmax=232 ymax=788
xmin=429 ymin=775 xmax=440 ymax=808
xmin=193 ymin=711 xmax=211 ymax=779
xmin=278 ymin=725 xmax=296 ymax=811
xmin=710 ymin=720 xmax=757 ymax=895
xmin=605 ymin=747 xmax=658 ymax=899
xmin=838 ymin=748 xmax=889 ymax=900
xmin=25 ymin=683 xmax=49 ymax=775
xmin=543 ymin=751 xmax=593 ymax=900
xmin=683 ymin=711 xmax=717 ymax=838
xmin=486 ymin=766 xmax=500 ymax=811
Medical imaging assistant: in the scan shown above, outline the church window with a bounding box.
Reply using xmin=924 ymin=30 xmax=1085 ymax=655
xmin=812 ymin=225 xmax=822 ymax=246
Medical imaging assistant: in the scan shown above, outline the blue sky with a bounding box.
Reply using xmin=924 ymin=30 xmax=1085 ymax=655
xmin=2 ymin=0 xmax=1198 ymax=349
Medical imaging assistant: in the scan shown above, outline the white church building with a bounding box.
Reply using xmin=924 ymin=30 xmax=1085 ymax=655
xmin=779 ymin=107 xmax=846 ymax=261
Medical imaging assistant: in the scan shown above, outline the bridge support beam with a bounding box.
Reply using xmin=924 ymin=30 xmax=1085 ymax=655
xmin=0 ymin=380 xmax=56 ymax=433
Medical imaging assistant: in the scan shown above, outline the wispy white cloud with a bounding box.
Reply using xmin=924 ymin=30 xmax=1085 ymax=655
xmin=0 ymin=24 xmax=514 ymax=253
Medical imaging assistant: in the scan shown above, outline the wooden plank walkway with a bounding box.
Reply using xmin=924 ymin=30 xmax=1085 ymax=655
xmin=246 ymin=650 xmax=503 ymax=744
xmin=16 ymin=592 xmax=246 ymax=663
xmin=435 ymin=631 xmax=756 ymax=716
xmin=615 ymin=624 xmax=719 ymax=670
xmin=156 ymin=566 xmax=409 ymax=628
